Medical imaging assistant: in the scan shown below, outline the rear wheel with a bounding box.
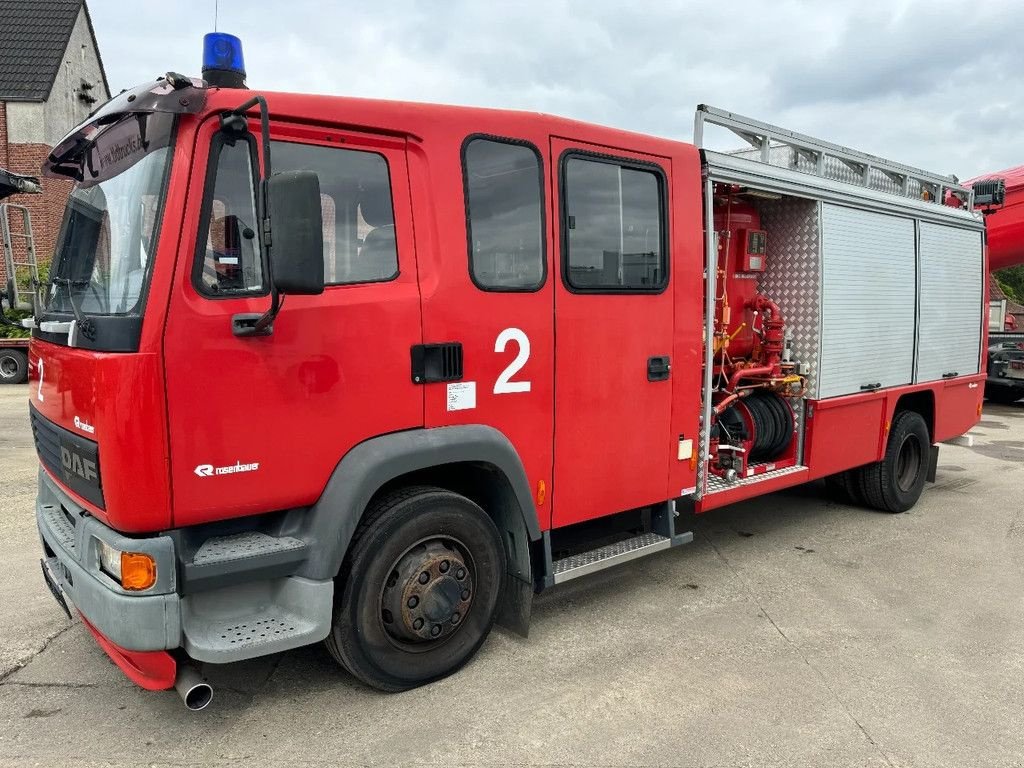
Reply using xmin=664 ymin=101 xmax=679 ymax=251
xmin=857 ymin=410 xmax=930 ymax=513
xmin=326 ymin=486 xmax=505 ymax=692
xmin=824 ymin=469 xmax=863 ymax=505
xmin=0 ymin=349 xmax=27 ymax=384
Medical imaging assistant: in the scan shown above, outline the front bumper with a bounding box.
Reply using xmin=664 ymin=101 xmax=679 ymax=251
xmin=35 ymin=466 xmax=333 ymax=668
xmin=36 ymin=468 xmax=181 ymax=651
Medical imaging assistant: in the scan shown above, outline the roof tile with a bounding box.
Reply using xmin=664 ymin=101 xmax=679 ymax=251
xmin=0 ymin=0 xmax=84 ymax=101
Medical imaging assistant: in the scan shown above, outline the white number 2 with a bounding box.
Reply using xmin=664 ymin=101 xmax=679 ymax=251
xmin=493 ymin=328 xmax=531 ymax=394
xmin=36 ymin=359 xmax=44 ymax=402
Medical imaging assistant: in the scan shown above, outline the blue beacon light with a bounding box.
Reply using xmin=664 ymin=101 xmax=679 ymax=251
xmin=202 ymin=32 xmax=247 ymax=88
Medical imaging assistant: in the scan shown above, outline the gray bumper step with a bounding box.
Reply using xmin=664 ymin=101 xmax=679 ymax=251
xmin=552 ymin=532 xmax=683 ymax=585
xmin=193 ymin=531 xmax=305 ymax=564
xmin=182 ymin=576 xmax=332 ymax=663
xmin=184 ymin=532 xmax=308 ymax=591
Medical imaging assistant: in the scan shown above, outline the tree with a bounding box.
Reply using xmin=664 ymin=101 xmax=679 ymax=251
xmin=996 ymin=265 xmax=1024 ymax=305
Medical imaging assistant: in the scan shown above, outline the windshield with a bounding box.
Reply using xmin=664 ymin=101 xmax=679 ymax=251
xmin=47 ymin=112 xmax=175 ymax=317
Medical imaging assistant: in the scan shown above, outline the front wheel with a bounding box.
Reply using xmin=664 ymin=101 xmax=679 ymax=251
xmin=857 ymin=410 xmax=931 ymax=513
xmin=326 ymin=486 xmax=505 ymax=692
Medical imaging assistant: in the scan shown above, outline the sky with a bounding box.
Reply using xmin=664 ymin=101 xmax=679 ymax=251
xmin=87 ymin=0 xmax=1024 ymax=181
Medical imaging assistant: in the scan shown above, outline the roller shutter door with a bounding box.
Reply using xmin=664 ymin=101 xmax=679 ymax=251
xmin=818 ymin=204 xmax=916 ymax=399
xmin=917 ymin=224 xmax=984 ymax=382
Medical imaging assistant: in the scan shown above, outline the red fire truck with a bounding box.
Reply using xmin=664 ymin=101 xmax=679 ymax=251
xmin=22 ymin=35 xmax=987 ymax=708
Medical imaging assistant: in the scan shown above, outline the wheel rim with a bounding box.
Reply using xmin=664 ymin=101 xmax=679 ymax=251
xmin=895 ymin=433 xmax=922 ymax=492
xmin=379 ymin=536 xmax=475 ymax=650
xmin=0 ymin=356 xmax=16 ymax=379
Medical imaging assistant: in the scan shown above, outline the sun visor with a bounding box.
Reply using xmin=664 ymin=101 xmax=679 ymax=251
xmin=45 ymin=76 xmax=207 ymax=181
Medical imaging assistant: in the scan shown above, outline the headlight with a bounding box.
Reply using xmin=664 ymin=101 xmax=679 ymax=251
xmin=97 ymin=540 xmax=122 ymax=580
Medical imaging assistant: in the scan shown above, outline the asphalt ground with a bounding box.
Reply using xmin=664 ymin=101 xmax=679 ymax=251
xmin=1 ymin=382 xmax=1022 ymax=767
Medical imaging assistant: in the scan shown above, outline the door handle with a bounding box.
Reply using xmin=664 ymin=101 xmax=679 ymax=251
xmin=647 ymin=356 xmax=671 ymax=382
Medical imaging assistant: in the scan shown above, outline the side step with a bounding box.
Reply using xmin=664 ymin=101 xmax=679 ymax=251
xmin=181 ymin=576 xmax=333 ymax=663
xmin=551 ymin=530 xmax=693 ymax=585
xmin=183 ymin=531 xmax=308 ymax=591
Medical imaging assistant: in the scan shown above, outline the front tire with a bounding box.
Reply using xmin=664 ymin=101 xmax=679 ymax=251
xmin=326 ymin=486 xmax=505 ymax=692
xmin=857 ymin=410 xmax=930 ymax=513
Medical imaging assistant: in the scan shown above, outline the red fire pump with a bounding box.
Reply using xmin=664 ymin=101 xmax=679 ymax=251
xmin=708 ymin=188 xmax=807 ymax=482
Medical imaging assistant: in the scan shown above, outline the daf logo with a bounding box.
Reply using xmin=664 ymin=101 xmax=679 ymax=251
xmin=61 ymin=446 xmax=98 ymax=482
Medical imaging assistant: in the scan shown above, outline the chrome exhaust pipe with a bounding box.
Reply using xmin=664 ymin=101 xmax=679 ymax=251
xmin=174 ymin=665 xmax=213 ymax=711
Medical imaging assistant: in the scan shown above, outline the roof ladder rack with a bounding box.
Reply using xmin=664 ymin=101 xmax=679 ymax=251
xmin=693 ymin=104 xmax=974 ymax=209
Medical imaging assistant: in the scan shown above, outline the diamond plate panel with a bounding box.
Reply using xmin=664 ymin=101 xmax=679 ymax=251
xmin=193 ymin=531 xmax=305 ymax=565
xmin=705 ymin=463 xmax=807 ymax=494
xmin=756 ymin=197 xmax=822 ymax=397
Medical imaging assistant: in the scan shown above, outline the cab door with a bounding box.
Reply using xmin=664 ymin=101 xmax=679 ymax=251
xmin=550 ymin=138 xmax=674 ymax=527
xmin=163 ymin=117 xmax=423 ymax=527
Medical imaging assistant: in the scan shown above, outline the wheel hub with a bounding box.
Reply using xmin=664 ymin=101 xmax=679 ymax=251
xmin=381 ymin=539 xmax=473 ymax=643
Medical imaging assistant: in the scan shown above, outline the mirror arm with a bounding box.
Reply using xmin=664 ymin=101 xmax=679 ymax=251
xmin=228 ymin=94 xmax=283 ymax=339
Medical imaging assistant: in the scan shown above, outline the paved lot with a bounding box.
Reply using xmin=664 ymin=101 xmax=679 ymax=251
xmin=1 ymin=382 xmax=1022 ymax=767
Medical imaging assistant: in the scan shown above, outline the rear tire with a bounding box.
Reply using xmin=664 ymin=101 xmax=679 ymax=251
xmin=326 ymin=486 xmax=505 ymax=692
xmin=824 ymin=469 xmax=861 ymax=505
xmin=857 ymin=410 xmax=930 ymax=513
xmin=0 ymin=348 xmax=27 ymax=384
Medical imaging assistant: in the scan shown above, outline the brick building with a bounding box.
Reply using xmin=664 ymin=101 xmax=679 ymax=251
xmin=0 ymin=0 xmax=109 ymax=287
xmin=990 ymin=274 xmax=1024 ymax=329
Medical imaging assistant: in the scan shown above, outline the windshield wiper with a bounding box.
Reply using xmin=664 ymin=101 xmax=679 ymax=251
xmin=50 ymin=278 xmax=97 ymax=341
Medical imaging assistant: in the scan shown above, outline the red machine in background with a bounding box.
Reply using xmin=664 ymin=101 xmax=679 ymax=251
xmin=968 ymin=166 xmax=1024 ymax=272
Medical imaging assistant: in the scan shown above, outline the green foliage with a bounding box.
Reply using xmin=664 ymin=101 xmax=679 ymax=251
xmin=0 ymin=308 xmax=31 ymax=339
xmin=995 ymin=265 xmax=1024 ymax=305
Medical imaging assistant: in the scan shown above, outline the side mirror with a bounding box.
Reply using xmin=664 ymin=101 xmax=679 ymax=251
xmin=266 ymin=170 xmax=324 ymax=295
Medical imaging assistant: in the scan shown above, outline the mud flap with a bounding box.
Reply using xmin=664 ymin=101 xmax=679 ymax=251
xmin=926 ymin=444 xmax=940 ymax=483
xmin=495 ymin=573 xmax=532 ymax=638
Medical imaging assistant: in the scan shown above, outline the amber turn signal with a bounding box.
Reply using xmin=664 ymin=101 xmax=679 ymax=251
xmin=120 ymin=552 xmax=157 ymax=591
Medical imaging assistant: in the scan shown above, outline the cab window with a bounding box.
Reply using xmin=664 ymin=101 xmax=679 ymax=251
xmin=562 ymin=155 xmax=666 ymax=292
xmin=463 ymin=137 xmax=545 ymax=291
xmin=195 ymin=136 xmax=263 ymax=296
xmin=271 ymin=141 xmax=398 ymax=285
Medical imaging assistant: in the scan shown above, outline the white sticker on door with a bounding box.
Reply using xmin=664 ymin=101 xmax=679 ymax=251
xmin=446 ymin=382 xmax=477 ymax=412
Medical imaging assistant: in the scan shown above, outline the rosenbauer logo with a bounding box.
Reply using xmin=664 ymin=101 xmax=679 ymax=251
xmin=194 ymin=461 xmax=260 ymax=478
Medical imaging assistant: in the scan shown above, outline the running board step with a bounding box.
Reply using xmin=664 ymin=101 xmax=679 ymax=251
xmin=552 ymin=531 xmax=692 ymax=585
xmin=183 ymin=531 xmax=308 ymax=591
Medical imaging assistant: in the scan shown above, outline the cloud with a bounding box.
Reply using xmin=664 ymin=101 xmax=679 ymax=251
xmin=88 ymin=0 xmax=1024 ymax=178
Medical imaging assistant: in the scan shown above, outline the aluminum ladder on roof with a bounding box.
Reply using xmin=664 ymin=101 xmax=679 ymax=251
xmin=1 ymin=203 xmax=41 ymax=312
xmin=693 ymin=104 xmax=975 ymax=209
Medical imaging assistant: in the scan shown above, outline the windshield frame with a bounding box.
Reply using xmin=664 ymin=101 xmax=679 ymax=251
xmin=33 ymin=113 xmax=179 ymax=353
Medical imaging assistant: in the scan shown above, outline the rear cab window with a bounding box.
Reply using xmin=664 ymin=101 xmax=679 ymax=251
xmin=561 ymin=154 xmax=667 ymax=292
xmin=462 ymin=137 xmax=545 ymax=291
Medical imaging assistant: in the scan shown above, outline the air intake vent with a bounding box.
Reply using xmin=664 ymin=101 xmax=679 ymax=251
xmin=411 ymin=343 xmax=464 ymax=383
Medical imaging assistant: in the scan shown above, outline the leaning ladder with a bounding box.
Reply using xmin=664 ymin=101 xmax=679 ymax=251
xmin=693 ymin=104 xmax=975 ymax=209
xmin=0 ymin=203 xmax=40 ymax=311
